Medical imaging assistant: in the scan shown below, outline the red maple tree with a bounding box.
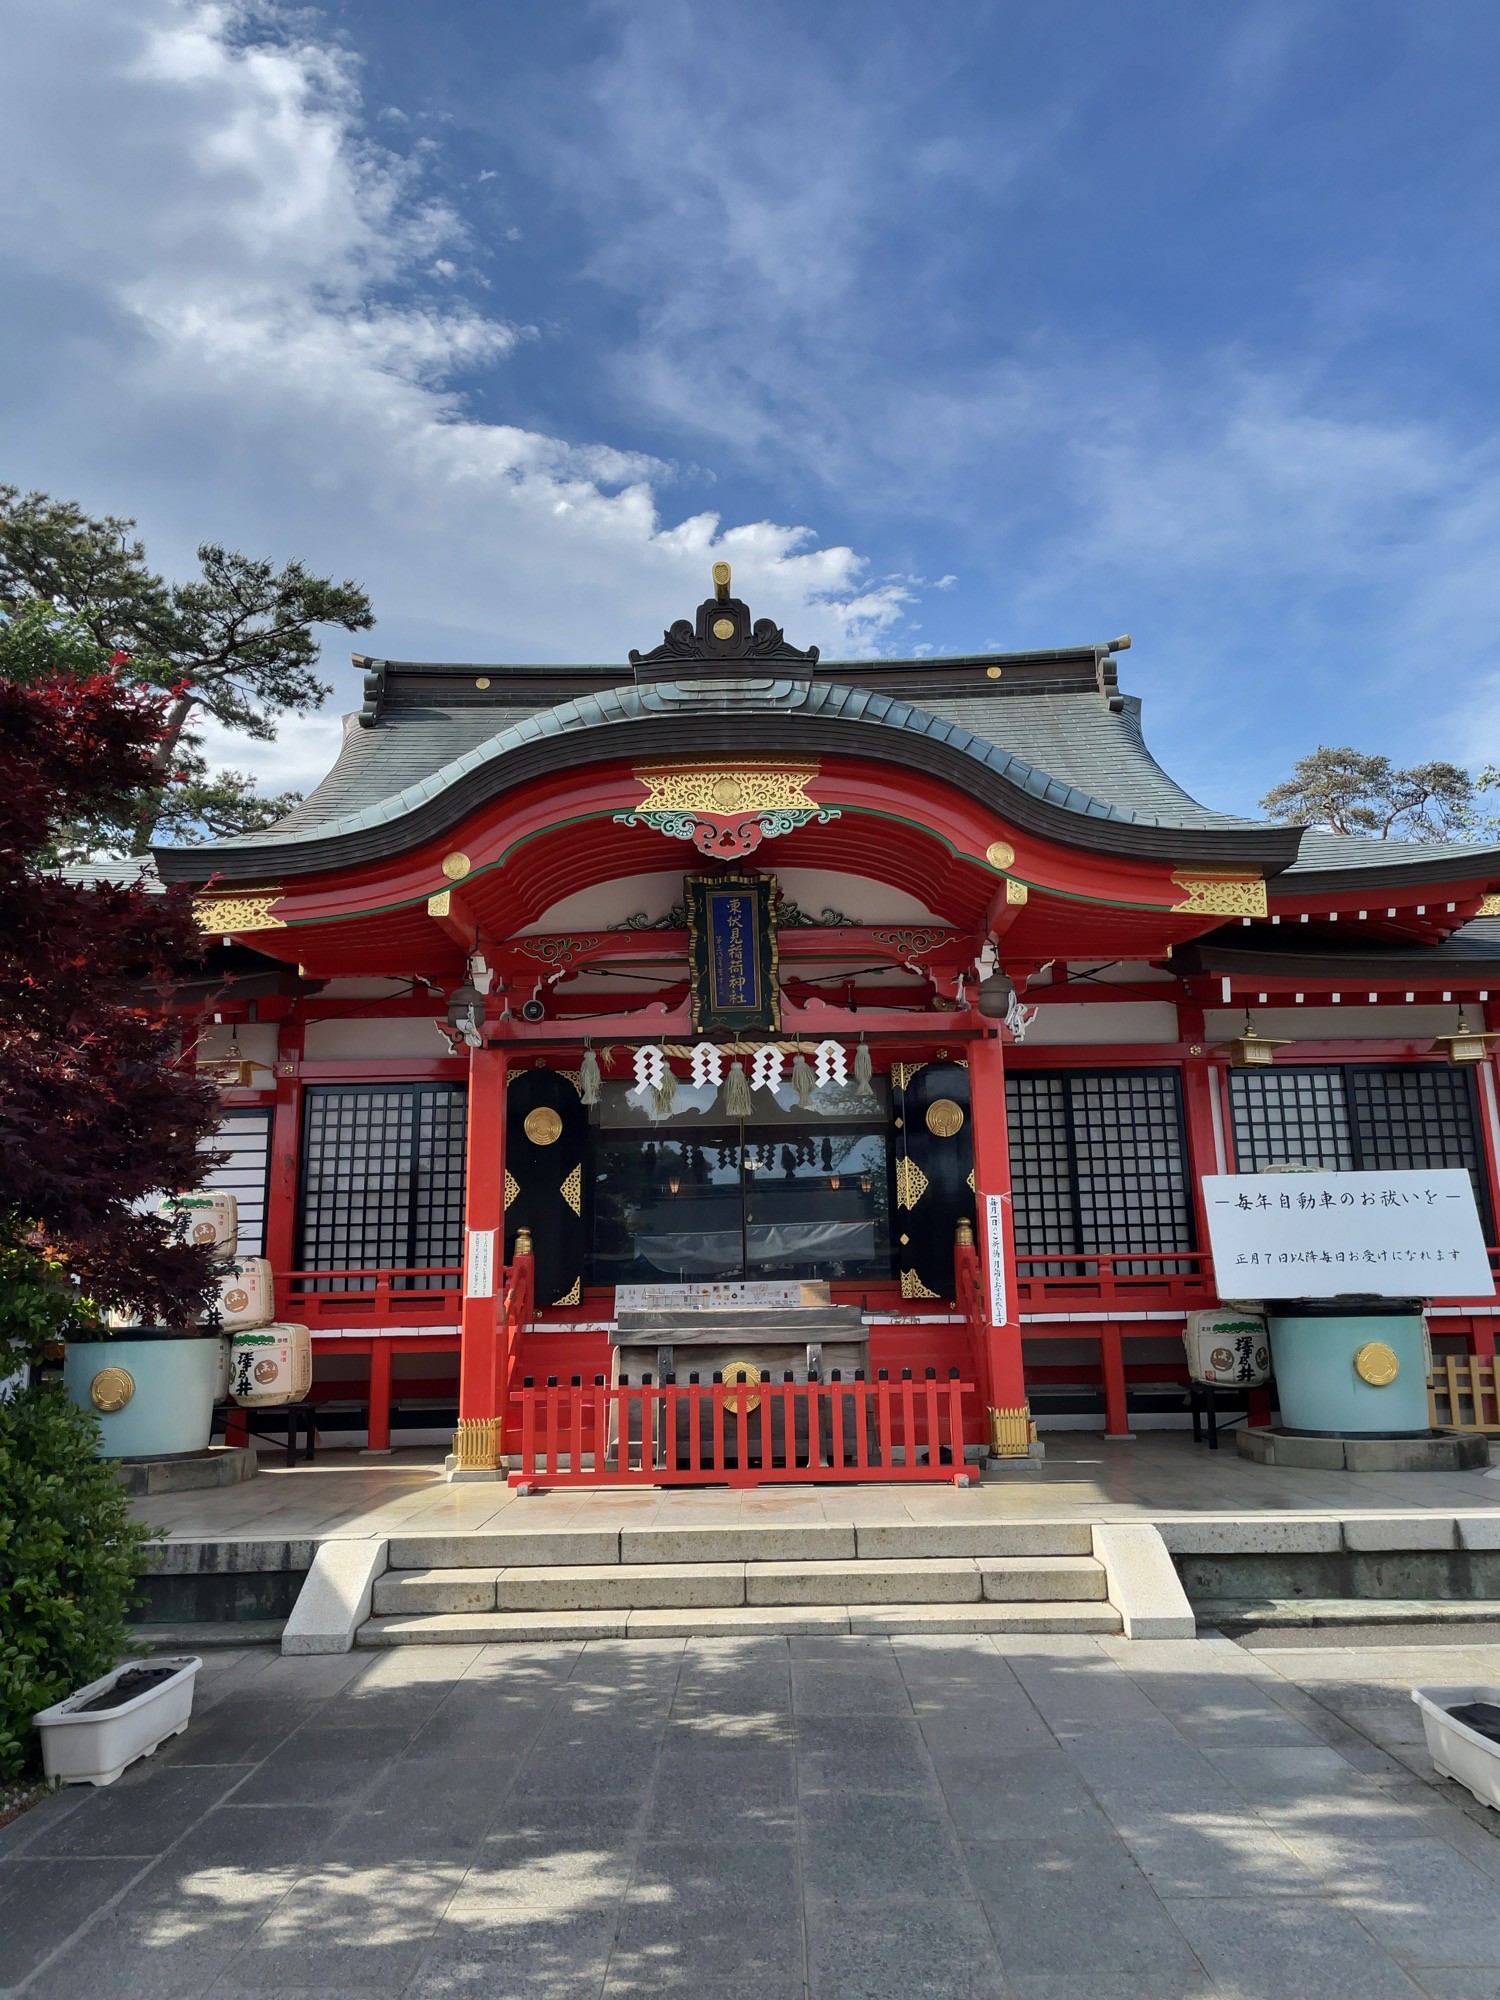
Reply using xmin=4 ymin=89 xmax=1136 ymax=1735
xmin=0 ymin=659 xmax=222 ymax=1321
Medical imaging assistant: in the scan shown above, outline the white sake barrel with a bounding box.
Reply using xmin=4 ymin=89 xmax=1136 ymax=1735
xmin=1184 ymin=1309 xmax=1270 ymax=1387
xmin=216 ymin=1258 xmax=274 ymax=1330
xmin=161 ymin=1191 xmax=239 ymax=1260
xmin=229 ymin=1323 xmax=311 ymax=1406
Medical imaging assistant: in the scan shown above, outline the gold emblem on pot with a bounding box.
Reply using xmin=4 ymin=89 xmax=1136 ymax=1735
xmin=719 ymin=1359 xmax=763 ymax=1414
xmin=223 ymin=1288 xmax=250 ymax=1314
xmin=523 ymin=1106 xmax=564 ymax=1146
xmin=925 ymin=1097 xmax=965 ymax=1139
xmin=90 ymin=1366 xmax=135 ymax=1413
xmin=1354 ymin=1341 xmax=1400 ymax=1387
xmin=253 ymin=1359 xmax=279 ymax=1384
xmin=1210 ymin=1346 xmax=1234 ymax=1372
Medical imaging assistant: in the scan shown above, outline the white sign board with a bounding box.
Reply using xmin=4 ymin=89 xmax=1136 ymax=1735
xmin=1201 ymin=1170 xmax=1494 ymax=1299
xmin=985 ymin=1194 xmax=1008 ymax=1327
xmin=615 ymin=1281 xmax=829 ymax=1312
xmin=466 ymin=1228 xmax=495 ymax=1300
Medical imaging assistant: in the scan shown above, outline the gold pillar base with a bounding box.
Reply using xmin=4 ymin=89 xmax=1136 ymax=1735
xmin=452 ymin=1417 xmax=499 ymax=1471
xmin=989 ymin=1405 xmax=1035 ymax=1457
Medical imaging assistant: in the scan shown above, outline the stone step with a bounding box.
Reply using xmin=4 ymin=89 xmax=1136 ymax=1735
xmin=384 ymin=1520 xmax=1094 ymax=1571
xmin=355 ymin=1601 xmax=1123 ymax=1647
xmin=370 ymin=1556 xmax=1108 ymax=1617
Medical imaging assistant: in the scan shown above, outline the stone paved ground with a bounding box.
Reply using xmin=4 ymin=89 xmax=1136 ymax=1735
xmin=5 ymin=1632 xmax=1500 ymax=1998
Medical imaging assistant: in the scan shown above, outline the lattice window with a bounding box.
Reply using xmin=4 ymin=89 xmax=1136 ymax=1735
xmin=1228 ymin=1068 xmax=1352 ymax=1173
xmin=297 ymin=1085 xmax=466 ymax=1291
xmin=1231 ymin=1064 xmax=1492 ymax=1236
xmin=1006 ymin=1069 xmax=1195 ymax=1274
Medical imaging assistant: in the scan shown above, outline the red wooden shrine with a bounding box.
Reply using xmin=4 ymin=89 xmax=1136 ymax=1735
xmin=158 ymin=568 xmax=1500 ymax=1477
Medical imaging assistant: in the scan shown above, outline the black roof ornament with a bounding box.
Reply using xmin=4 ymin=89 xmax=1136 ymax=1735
xmin=629 ymin=562 xmax=820 ymax=679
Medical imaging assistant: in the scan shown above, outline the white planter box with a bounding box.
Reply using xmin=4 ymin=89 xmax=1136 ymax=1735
xmin=33 ymin=1655 xmax=202 ymax=1786
xmin=1412 ymin=1684 xmax=1500 ymax=1810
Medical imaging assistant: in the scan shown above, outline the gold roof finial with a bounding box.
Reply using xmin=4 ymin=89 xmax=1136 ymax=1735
xmin=712 ymin=560 xmax=732 ymax=602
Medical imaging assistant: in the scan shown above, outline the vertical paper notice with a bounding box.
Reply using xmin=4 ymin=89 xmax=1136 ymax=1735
xmin=985 ymin=1193 xmax=1007 ymax=1326
xmin=466 ymin=1228 xmax=496 ymax=1300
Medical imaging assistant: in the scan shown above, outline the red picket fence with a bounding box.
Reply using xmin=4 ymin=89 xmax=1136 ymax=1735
xmin=508 ymin=1370 xmax=974 ymax=1489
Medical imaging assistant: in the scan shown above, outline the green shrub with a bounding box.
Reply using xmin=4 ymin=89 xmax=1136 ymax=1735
xmin=0 ymin=1239 xmax=153 ymax=1780
xmin=0 ymin=1383 xmax=153 ymax=1779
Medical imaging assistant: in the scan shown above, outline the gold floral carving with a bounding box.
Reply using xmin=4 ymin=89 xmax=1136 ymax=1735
xmin=194 ymin=893 xmax=285 ymax=934
xmin=553 ymin=1276 xmax=582 ymax=1307
xmin=900 ymin=1268 xmax=941 ymax=1300
xmin=895 ymin=1157 xmax=929 ymax=1210
xmin=504 ymin=1169 xmax=520 ymax=1209
xmin=1005 ymin=880 xmax=1028 ymax=906
xmin=872 ymin=928 xmax=949 ymax=958
xmin=1479 ymin=894 xmax=1500 ymax=917
xmin=967 ymin=1168 xmax=976 ymax=1192
xmin=427 ymin=891 xmax=451 ymax=918
xmin=517 ymin=935 xmax=603 ymax=966
xmin=1170 ymin=875 xmax=1267 ymax=918
xmin=630 ymin=763 xmax=823 ymax=816
xmin=889 ymin=1062 xmax=923 ymax=1091
xmin=561 ymin=1165 xmax=582 ymax=1216
xmin=558 ymin=1069 xmax=582 ymax=1093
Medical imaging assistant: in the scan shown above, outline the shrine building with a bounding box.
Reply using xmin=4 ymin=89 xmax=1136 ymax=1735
xmin=157 ymin=564 xmax=1500 ymax=1481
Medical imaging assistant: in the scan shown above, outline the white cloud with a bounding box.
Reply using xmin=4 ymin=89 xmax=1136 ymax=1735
xmin=0 ymin=0 xmax=910 ymax=805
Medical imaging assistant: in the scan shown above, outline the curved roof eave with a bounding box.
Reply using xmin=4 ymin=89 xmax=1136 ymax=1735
xmin=154 ymin=678 xmax=1303 ymax=884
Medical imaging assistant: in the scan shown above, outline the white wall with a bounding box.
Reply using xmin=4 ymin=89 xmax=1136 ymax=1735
xmin=1024 ymin=1002 xmax=1180 ymax=1045
xmin=303 ymin=1017 xmax=451 ymax=1059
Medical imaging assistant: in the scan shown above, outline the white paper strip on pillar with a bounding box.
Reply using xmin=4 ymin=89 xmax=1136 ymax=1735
xmin=985 ymin=1193 xmax=1007 ymax=1326
xmin=466 ymin=1229 xmax=496 ymax=1300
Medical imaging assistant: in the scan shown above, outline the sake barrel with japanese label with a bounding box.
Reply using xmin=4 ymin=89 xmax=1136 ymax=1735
xmin=228 ymin=1323 xmax=311 ymax=1406
xmin=1184 ymin=1309 xmax=1271 ymax=1387
xmin=160 ymin=1191 xmax=239 ymax=1260
xmin=215 ymin=1258 xmax=274 ymax=1330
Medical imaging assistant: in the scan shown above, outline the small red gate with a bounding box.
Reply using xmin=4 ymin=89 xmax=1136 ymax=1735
xmin=509 ymin=1370 xmax=974 ymax=1489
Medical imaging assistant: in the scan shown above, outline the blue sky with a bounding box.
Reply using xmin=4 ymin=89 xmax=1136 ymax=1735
xmin=4 ymin=1 xmax=1500 ymax=818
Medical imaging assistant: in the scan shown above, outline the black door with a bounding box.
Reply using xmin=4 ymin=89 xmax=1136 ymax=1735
xmin=506 ymin=1069 xmax=587 ymax=1306
xmin=892 ymin=1061 xmax=975 ymax=1302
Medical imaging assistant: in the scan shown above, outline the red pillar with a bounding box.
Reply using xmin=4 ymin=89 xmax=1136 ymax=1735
xmin=968 ymin=1027 xmax=1033 ymax=1456
xmin=365 ymin=1339 xmax=392 ymax=1454
xmin=455 ymin=1044 xmax=507 ymax=1463
xmin=263 ymin=1019 xmax=304 ymax=1282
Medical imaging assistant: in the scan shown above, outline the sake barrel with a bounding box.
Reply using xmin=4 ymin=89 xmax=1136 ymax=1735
xmin=215 ymin=1258 xmax=274 ymax=1330
xmin=228 ymin=1323 xmax=311 ymax=1407
xmin=160 ymin=1191 xmax=239 ymax=1260
xmin=1183 ymin=1309 xmax=1271 ymax=1387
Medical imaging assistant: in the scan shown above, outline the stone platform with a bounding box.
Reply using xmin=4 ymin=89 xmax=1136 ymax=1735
xmin=1237 ymin=1427 xmax=1490 ymax=1473
xmin=112 ymin=1444 xmax=257 ymax=1495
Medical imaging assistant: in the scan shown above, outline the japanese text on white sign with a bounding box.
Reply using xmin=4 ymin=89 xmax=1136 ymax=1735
xmin=1200 ymin=1170 xmax=1493 ymax=1299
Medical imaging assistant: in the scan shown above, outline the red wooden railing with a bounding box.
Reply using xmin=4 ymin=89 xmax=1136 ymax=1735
xmin=284 ymin=1266 xmax=462 ymax=1328
xmin=508 ymin=1370 xmax=974 ymax=1489
xmin=1014 ymin=1250 xmax=1216 ymax=1312
xmin=953 ymin=1234 xmax=991 ymax=1408
xmin=494 ymin=1250 xmax=535 ymax=1453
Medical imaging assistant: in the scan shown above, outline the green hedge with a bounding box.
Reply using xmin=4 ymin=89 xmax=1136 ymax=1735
xmin=0 ymin=1381 xmax=153 ymax=1779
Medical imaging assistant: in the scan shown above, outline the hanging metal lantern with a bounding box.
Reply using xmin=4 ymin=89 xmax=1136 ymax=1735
xmin=1212 ymin=1014 xmax=1291 ymax=1068
xmin=1431 ymin=1014 xmax=1500 ymax=1065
